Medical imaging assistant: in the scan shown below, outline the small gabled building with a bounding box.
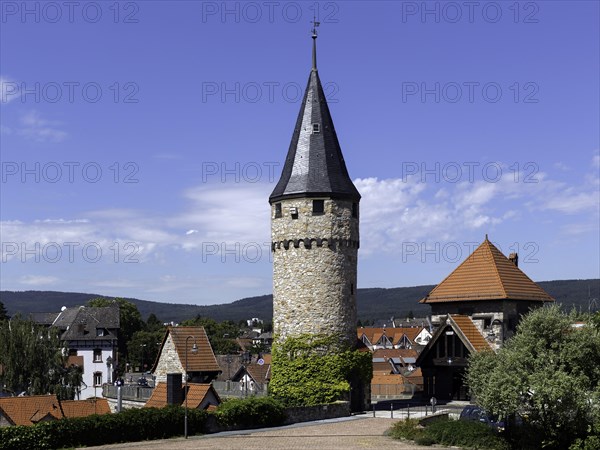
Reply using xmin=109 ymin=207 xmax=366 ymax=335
xmin=420 ymin=236 xmax=554 ymax=347
xmin=145 ymin=374 xmax=221 ymax=410
xmin=416 ymin=314 xmax=492 ymax=401
xmin=152 ymin=326 xmax=221 ymax=384
xmin=231 ymin=355 xmax=271 ymax=392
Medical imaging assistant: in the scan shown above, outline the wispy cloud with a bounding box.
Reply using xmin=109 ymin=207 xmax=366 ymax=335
xmin=17 ymin=110 xmax=67 ymax=143
xmin=18 ymin=275 xmax=59 ymax=286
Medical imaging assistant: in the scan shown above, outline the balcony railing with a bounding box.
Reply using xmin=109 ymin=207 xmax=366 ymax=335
xmin=212 ymin=380 xmax=267 ymax=398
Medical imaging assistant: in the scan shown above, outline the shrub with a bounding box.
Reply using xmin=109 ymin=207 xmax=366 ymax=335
xmin=388 ymin=419 xmax=424 ymax=441
xmin=424 ymin=419 xmax=509 ymax=450
xmin=215 ymin=396 xmax=286 ymax=429
xmin=0 ymin=406 xmax=209 ymax=450
xmin=389 ymin=418 xmax=509 ymax=450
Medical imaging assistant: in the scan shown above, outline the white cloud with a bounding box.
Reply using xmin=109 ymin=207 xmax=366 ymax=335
xmin=17 ymin=111 xmax=67 ymax=143
xmin=19 ymin=275 xmax=59 ymax=286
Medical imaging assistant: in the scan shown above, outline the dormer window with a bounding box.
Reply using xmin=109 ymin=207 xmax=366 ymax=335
xmin=312 ymin=123 xmax=320 ymax=133
xmin=96 ymin=328 xmax=105 ymax=337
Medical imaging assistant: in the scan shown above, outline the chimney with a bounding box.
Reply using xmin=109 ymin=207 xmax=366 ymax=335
xmin=508 ymin=253 xmax=518 ymax=267
xmin=166 ymin=373 xmax=184 ymax=405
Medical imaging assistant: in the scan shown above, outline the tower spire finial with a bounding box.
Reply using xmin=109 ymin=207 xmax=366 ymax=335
xmin=311 ymin=16 xmax=320 ymax=71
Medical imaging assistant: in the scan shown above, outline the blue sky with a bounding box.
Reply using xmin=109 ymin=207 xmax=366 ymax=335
xmin=1 ymin=1 xmax=598 ymax=306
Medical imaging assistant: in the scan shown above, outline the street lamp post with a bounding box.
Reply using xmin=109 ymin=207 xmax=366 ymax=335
xmin=106 ymin=356 xmax=113 ymax=385
xmin=184 ymin=336 xmax=198 ymax=439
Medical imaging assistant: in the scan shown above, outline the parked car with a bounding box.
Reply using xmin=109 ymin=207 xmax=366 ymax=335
xmin=460 ymin=405 xmax=505 ymax=431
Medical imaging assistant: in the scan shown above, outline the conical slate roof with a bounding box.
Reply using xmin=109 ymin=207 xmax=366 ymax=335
xmin=269 ymin=36 xmax=360 ymax=204
xmin=420 ymin=236 xmax=554 ymax=304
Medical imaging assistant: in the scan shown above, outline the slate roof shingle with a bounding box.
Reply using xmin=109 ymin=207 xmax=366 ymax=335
xmin=269 ymin=41 xmax=360 ymax=203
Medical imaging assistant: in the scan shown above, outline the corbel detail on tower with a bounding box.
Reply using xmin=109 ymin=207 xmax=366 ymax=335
xmin=271 ymin=238 xmax=360 ymax=252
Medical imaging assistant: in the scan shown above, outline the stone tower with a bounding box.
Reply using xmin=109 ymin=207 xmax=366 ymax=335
xmin=269 ymin=29 xmax=361 ymax=351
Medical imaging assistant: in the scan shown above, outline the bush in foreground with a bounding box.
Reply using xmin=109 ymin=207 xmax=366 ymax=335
xmin=389 ymin=418 xmax=509 ymax=450
xmin=215 ymin=396 xmax=286 ymax=429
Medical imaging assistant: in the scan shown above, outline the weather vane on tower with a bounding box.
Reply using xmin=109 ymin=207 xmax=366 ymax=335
xmin=311 ymin=15 xmax=320 ymax=38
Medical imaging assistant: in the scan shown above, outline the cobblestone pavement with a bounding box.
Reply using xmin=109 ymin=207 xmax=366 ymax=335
xmin=83 ymin=416 xmax=452 ymax=450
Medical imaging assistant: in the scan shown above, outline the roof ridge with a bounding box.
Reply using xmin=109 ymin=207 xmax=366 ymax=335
xmin=485 ymin=239 xmax=509 ymax=298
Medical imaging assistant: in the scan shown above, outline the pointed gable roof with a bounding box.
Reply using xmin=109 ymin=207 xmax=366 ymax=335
xmin=420 ymin=236 xmax=554 ymax=304
xmin=269 ymin=34 xmax=360 ymax=203
xmin=416 ymin=314 xmax=491 ymax=367
xmin=152 ymin=326 xmax=221 ymax=373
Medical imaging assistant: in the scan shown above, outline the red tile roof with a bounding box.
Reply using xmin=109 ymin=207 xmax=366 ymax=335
xmin=450 ymin=315 xmax=491 ymax=352
xmin=144 ymin=382 xmax=220 ymax=409
xmin=372 ymin=348 xmax=418 ymax=360
xmin=153 ymin=326 xmax=221 ymax=373
xmin=421 ymin=237 xmax=554 ymax=303
xmin=0 ymin=395 xmax=63 ymax=426
xmin=61 ymin=398 xmax=111 ymax=418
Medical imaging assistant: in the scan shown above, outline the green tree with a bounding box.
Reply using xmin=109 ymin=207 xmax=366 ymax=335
xmin=88 ymin=298 xmax=144 ymax=361
xmin=127 ymin=330 xmax=165 ymax=371
xmin=0 ymin=301 xmax=8 ymax=321
xmin=466 ymin=305 xmax=600 ymax=449
xmin=0 ymin=316 xmax=82 ymax=398
xmin=145 ymin=313 xmax=164 ymax=332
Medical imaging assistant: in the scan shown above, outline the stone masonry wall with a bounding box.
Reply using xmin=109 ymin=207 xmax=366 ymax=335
xmin=271 ymin=198 xmax=359 ymax=350
xmin=153 ymin=333 xmax=185 ymax=383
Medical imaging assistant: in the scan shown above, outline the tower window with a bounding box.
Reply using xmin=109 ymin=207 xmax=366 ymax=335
xmin=312 ymin=199 xmax=324 ymax=215
xmin=275 ymin=203 xmax=282 ymax=218
xmin=312 ymin=123 xmax=320 ymax=133
xmin=352 ymin=203 xmax=358 ymax=218
xmin=350 ymin=283 xmax=354 ymax=295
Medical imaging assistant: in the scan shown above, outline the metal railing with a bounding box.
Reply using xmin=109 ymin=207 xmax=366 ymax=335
xmin=102 ymin=384 xmax=153 ymax=401
xmin=212 ymin=380 xmax=267 ymax=398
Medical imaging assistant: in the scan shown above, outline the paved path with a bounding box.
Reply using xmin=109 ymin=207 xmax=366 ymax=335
xmin=83 ymin=416 xmax=451 ymax=449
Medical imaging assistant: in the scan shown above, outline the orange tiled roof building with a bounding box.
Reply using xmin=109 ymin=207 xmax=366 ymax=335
xmin=416 ymin=236 xmax=553 ymax=401
xmin=421 ymin=235 xmax=553 ymax=344
xmin=151 ymin=326 xmax=221 ymax=384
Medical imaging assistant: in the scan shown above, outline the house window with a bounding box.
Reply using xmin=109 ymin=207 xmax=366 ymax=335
xmin=312 ymin=123 xmax=320 ymax=133
xmin=93 ymin=349 xmax=102 ymax=362
xmin=274 ymin=203 xmax=282 ymax=218
xmin=312 ymin=199 xmax=324 ymax=215
xmin=93 ymin=372 xmax=102 ymax=386
xmin=352 ymin=203 xmax=358 ymax=218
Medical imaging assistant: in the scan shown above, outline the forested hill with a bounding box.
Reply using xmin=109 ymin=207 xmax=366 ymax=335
xmin=1 ymin=279 xmax=598 ymax=324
